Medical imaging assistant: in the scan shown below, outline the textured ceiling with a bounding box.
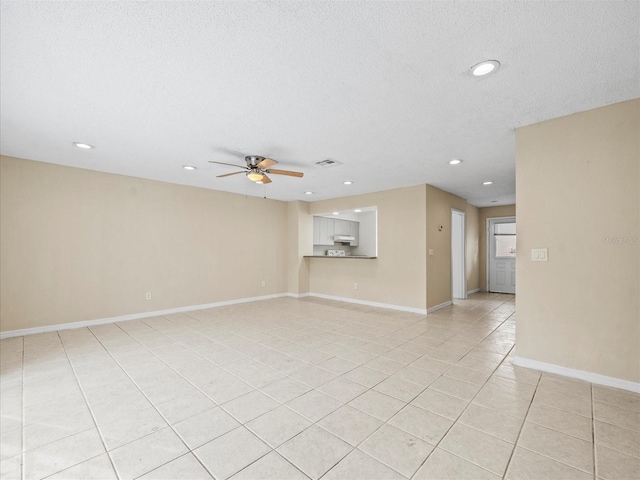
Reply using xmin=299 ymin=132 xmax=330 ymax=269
xmin=1 ymin=1 xmax=638 ymax=205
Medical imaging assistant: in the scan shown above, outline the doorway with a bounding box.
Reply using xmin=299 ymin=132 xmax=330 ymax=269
xmin=488 ymin=217 xmax=516 ymax=294
xmin=451 ymin=209 xmax=466 ymax=299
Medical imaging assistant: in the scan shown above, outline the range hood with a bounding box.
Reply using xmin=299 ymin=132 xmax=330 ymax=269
xmin=334 ymin=235 xmax=355 ymax=242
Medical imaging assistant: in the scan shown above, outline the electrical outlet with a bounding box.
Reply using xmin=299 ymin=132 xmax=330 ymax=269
xmin=354 ymin=283 xmax=358 ymax=290
xmin=145 ymin=292 xmax=152 ymax=300
xmin=261 ymin=280 xmax=266 ymax=287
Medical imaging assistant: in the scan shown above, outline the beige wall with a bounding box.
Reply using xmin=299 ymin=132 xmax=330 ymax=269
xmin=516 ymin=99 xmax=639 ymax=383
xmin=425 ymin=185 xmax=468 ymax=309
xmin=308 ymin=186 xmax=428 ymax=311
xmin=479 ymin=204 xmax=517 ymax=291
xmin=287 ymin=201 xmax=312 ymax=295
xmin=466 ymin=204 xmax=480 ymax=292
xmin=0 ymin=156 xmax=289 ymax=332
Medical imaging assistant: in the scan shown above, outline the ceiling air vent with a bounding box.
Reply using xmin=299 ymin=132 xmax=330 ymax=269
xmin=316 ymin=159 xmax=341 ymax=168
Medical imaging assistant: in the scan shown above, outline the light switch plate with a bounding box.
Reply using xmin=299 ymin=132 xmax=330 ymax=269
xmin=531 ymin=248 xmax=548 ymax=261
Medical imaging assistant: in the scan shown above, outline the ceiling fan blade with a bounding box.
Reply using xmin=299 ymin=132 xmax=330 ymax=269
xmin=260 ymin=174 xmax=272 ymax=184
xmin=266 ymin=169 xmax=304 ymax=178
xmin=216 ymin=171 xmax=245 ymax=178
xmin=209 ymin=161 xmax=246 ymax=169
xmin=257 ymin=158 xmax=277 ymax=169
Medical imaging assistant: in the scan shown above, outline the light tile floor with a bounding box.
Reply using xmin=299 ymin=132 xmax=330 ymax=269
xmin=1 ymin=293 xmax=639 ymax=479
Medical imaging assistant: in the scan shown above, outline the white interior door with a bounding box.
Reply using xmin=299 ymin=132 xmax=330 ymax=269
xmin=488 ymin=217 xmax=516 ymax=294
xmin=451 ymin=209 xmax=466 ymax=299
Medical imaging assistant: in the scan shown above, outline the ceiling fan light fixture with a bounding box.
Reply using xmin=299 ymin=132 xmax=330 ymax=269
xmin=247 ymin=171 xmax=264 ymax=182
xmin=471 ymin=60 xmax=500 ymax=76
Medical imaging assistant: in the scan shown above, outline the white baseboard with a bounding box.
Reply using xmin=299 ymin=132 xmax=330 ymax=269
xmin=513 ymin=356 xmax=640 ymax=394
xmin=466 ymin=288 xmax=481 ymax=295
xmin=427 ymin=301 xmax=453 ymax=313
xmin=0 ymin=293 xmax=290 ymax=340
xmin=0 ymin=292 xmax=428 ymax=339
xmin=307 ymin=293 xmax=428 ymax=315
xmin=286 ymin=292 xmax=311 ymax=298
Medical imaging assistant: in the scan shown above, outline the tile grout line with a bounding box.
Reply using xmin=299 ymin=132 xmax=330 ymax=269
xmin=85 ymin=325 xmax=223 ymax=479
xmin=53 ymin=331 xmax=120 ymax=479
xmin=314 ymin=297 xmax=518 ymax=480
xmin=405 ymin=329 xmax=519 ymax=480
xmin=500 ymin=361 xmax=542 ymax=479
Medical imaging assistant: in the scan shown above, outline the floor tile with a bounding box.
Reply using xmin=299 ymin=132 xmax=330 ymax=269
xmin=348 ymin=390 xmax=405 ymax=421
xmin=439 ymin=423 xmax=514 ymax=476
xmin=592 ymin=385 xmax=640 ymax=413
xmin=24 ymin=428 xmax=106 ymax=479
xmin=230 ymin=451 xmax=307 ymax=480
xmin=324 ymin=449 xmax=405 ymax=480
xmin=260 ymin=377 xmax=312 ymax=403
xmin=517 ymin=422 xmax=593 ymax=474
xmin=343 ymin=366 xmax=388 ymax=388
xmin=506 ymin=446 xmax=592 ymax=479
xmin=415 ymin=448 xmax=500 ymax=480
xmin=594 ymin=401 xmax=640 ymax=432
xmin=473 ymin=385 xmax=531 ymax=419
xmin=594 ymin=420 xmax=640 ymax=458
xmin=317 ymin=377 xmax=368 ymax=403
xmin=155 ymin=391 xmax=217 ymax=425
xmin=194 ymin=426 xmax=270 ymax=480
xmin=278 ymin=426 xmax=352 ymax=480
xmin=373 ymin=376 xmax=425 ymax=402
xmin=595 ymin=443 xmax=640 ymax=480
xmin=317 ymin=357 xmax=358 ymax=375
xmin=222 ymin=390 xmax=280 ymax=423
xmin=389 ymin=404 xmax=453 ymax=444
xmin=458 ymin=403 xmax=523 ymax=443
xmin=392 ymin=366 xmax=440 ymax=387
xmin=247 ymin=406 xmax=311 ymax=447
xmin=429 ymin=376 xmax=481 ymax=401
xmin=98 ymin=406 xmax=169 ymax=450
xmin=173 ymin=407 xmax=240 ymax=449
xmin=411 ymin=388 xmax=469 ymax=420
xmin=286 ymin=390 xmax=343 ymax=422
xmin=526 ymin=402 xmax=591 ymax=441
xmin=0 ymin=455 xmax=22 ymax=480
xmin=538 ymin=373 xmax=591 ymax=397
xmin=48 ymin=454 xmax=118 ymax=480
xmin=138 ymin=453 xmax=213 ymax=479
xmin=109 ymin=427 xmax=188 ymax=480
xmin=289 ymin=365 xmax=336 ymax=388
xmin=360 ymin=424 xmax=434 ymax=477
xmin=318 ymin=405 xmax=382 ymax=446
xmin=533 ymin=387 xmax=591 ymax=418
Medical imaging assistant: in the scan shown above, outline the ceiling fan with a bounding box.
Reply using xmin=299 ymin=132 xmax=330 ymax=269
xmin=209 ymin=155 xmax=304 ymax=184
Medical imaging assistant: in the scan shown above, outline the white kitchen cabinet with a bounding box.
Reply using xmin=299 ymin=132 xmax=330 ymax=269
xmin=350 ymin=220 xmax=359 ymax=246
xmin=316 ymin=216 xmax=335 ymax=245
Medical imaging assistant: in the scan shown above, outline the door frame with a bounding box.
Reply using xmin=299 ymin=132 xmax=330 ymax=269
xmin=451 ymin=208 xmax=466 ymax=300
xmin=486 ymin=216 xmax=516 ymax=293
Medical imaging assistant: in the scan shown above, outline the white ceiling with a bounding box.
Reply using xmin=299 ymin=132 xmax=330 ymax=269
xmin=1 ymin=1 xmax=638 ymax=206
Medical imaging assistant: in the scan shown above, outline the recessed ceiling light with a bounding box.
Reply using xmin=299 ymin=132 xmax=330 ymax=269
xmin=471 ymin=60 xmax=500 ymax=76
xmin=354 ymin=209 xmax=362 ymax=213
xmin=304 ymin=191 xmax=313 ymax=195
xmin=73 ymin=142 xmax=94 ymax=149
xmin=343 ymin=181 xmax=353 ymax=185
xmin=333 ymin=212 xmax=340 ymax=215
xmin=183 ymin=165 xmax=197 ymax=170
xmin=483 ymin=181 xmax=494 ymax=185
xmin=449 ymin=159 xmax=462 ymax=165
